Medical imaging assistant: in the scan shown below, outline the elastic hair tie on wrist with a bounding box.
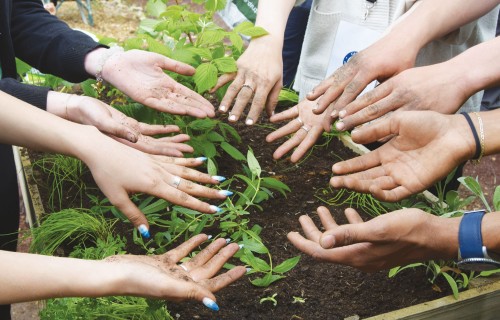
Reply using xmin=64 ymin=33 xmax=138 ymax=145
xmin=461 ymin=112 xmax=481 ymax=162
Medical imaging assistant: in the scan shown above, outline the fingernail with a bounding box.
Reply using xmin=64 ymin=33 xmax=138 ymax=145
xmin=313 ymin=103 xmax=319 ymax=111
xmin=127 ymin=132 xmax=138 ymax=143
xmin=229 ymin=114 xmax=236 ymax=121
xmin=338 ymin=110 xmax=346 ymax=118
xmin=212 ymin=176 xmax=226 ymax=182
xmin=238 ymin=244 xmax=244 ymax=249
xmin=207 ymin=235 xmax=213 ymax=240
xmin=351 ymin=129 xmax=358 ymax=135
xmin=271 ymin=111 xmax=275 ymax=116
xmin=219 ymin=190 xmax=233 ymax=197
xmin=307 ymin=91 xmax=313 ymax=96
xmin=219 ymin=105 xmax=227 ymax=112
xmin=246 ymin=267 xmax=252 ymax=273
xmin=336 ymin=121 xmax=345 ymax=131
xmin=202 ymin=297 xmax=219 ymax=312
xmin=331 ymin=109 xmax=338 ymax=118
xmin=196 ymin=157 xmax=207 ymax=162
xmin=321 ymin=235 xmax=335 ymax=248
xmin=138 ymin=224 xmax=150 ymax=239
xmin=245 ymin=118 xmax=254 ymax=125
xmin=226 ymin=238 xmax=231 ymax=244
xmin=210 ymin=205 xmax=222 ymax=213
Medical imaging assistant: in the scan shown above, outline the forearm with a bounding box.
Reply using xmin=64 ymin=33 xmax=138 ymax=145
xmin=385 ymin=0 xmax=499 ymax=53
xmin=0 ymin=251 xmax=123 ymax=304
xmin=254 ymin=0 xmax=296 ymax=45
xmin=0 ymin=90 xmax=100 ymax=159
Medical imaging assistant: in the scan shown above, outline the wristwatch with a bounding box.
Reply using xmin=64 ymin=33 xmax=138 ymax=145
xmin=457 ymin=210 xmax=500 ymax=271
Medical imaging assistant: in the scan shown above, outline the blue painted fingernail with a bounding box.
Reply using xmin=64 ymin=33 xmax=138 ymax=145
xmin=207 ymin=235 xmax=213 ymax=240
xmin=238 ymin=244 xmax=244 ymax=249
xmin=212 ymin=176 xmax=226 ymax=182
xmin=246 ymin=267 xmax=252 ymax=273
xmin=196 ymin=157 xmax=207 ymax=162
xmin=226 ymin=238 xmax=231 ymax=244
xmin=203 ymin=297 xmax=219 ymax=311
xmin=219 ymin=190 xmax=233 ymax=197
xmin=138 ymin=224 xmax=150 ymax=239
xmin=210 ymin=205 xmax=222 ymax=213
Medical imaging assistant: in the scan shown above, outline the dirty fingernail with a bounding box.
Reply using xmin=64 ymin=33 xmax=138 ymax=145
xmin=138 ymin=224 xmax=150 ymax=239
xmin=202 ymin=297 xmax=219 ymax=311
xmin=127 ymin=132 xmax=138 ymax=143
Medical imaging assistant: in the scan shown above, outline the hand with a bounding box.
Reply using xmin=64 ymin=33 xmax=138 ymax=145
xmin=105 ymin=234 xmax=246 ymax=308
xmin=330 ymin=111 xmax=475 ymax=202
xmin=266 ymin=99 xmax=325 ymax=163
xmin=96 ymin=49 xmax=215 ymax=118
xmin=334 ymin=64 xmax=470 ymax=132
xmin=65 ymin=95 xmax=193 ymax=157
xmin=211 ymin=36 xmax=283 ymax=125
xmin=287 ymin=206 xmax=459 ymax=272
xmin=80 ymin=130 xmax=230 ymax=234
xmin=306 ymin=35 xmax=418 ymax=131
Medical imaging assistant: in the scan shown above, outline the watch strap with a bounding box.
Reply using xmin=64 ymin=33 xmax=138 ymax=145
xmin=459 ymin=210 xmax=486 ymax=259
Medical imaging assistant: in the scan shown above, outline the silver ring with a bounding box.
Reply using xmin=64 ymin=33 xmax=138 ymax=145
xmin=300 ymin=125 xmax=310 ymax=133
xmin=172 ymin=175 xmax=181 ymax=189
xmin=242 ymin=84 xmax=254 ymax=92
xmin=179 ymin=264 xmax=188 ymax=272
xmin=296 ymin=117 xmax=304 ymax=125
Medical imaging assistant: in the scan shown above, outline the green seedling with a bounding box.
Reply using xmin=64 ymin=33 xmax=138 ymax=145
xmin=260 ymin=293 xmax=278 ymax=306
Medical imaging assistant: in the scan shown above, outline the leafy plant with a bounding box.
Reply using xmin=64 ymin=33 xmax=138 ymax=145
xmin=260 ymin=293 xmax=278 ymax=306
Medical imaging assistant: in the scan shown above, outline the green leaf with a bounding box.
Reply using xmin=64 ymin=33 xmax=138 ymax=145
xmin=247 ymin=149 xmax=261 ymax=177
xmin=278 ymin=88 xmax=299 ymax=103
xmin=241 ymin=239 xmax=268 ymax=254
xmin=220 ymin=221 xmax=238 ymax=229
xmin=207 ymin=158 xmax=217 ymax=176
xmin=80 ymin=79 xmax=98 ymax=98
xmin=201 ymin=142 xmax=217 ymax=158
xmin=207 ymin=131 xmax=225 ymax=142
xmin=229 ymin=32 xmax=244 ymax=52
xmin=221 ymin=142 xmax=246 ymax=161
xmin=193 ymin=63 xmax=218 ymax=93
xmin=192 ymin=215 xmax=209 ymax=235
xmin=251 ymin=273 xmax=285 ymax=287
xmin=188 ymin=118 xmax=217 ymax=131
xmin=441 ymin=272 xmax=460 ymax=299
xmin=142 ymin=199 xmax=168 ymax=215
xmin=239 ymin=26 xmax=269 ymax=38
xmin=188 ymin=47 xmax=213 ymax=60
xmin=145 ymin=0 xmax=166 ymax=17
xmin=273 ymin=256 xmax=300 ymax=273
xmin=211 ymin=45 xmax=225 ymax=60
xmin=494 ymin=186 xmax=500 ymax=211
xmin=387 ymin=263 xmax=424 ymax=278
xmin=261 ymin=177 xmax=291 ymax=195
xmin=146 ymin=37 xmax=171 ymax=56
xmin=198 ymin=30 xmax=226 ymax=45
xmin=213 ymin=57 xmax=237 ymax=73
xmin=458 ymin=177 xmax=491 ymax=212
xmin=233 ymin=21 xmax=254 ymax=33
xmin=241 ymin=251 xmax=270 ymax=271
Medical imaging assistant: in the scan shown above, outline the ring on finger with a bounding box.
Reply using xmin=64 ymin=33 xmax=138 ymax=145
xmin=296 ymin=117 xmax=304 ymax=125
xmin=300 ymin=125 xmax=311 ymax=133
xmin=179 ymin=264 xmax=188 ymax=272
xmin=242 ymin=84 xmax=254 ymax=92
xmin=172 ymin=175 xmax=181 ymax=189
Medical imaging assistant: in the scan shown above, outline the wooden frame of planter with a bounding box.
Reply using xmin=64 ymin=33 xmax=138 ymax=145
xmin=17 ymin=137 xmax=500 ymax=319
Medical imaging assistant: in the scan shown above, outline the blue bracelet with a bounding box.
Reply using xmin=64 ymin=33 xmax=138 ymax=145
xmin=461 ymin=112 xmax=481 ymax=160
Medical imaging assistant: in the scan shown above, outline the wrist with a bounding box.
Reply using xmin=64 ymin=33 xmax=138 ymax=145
xmin=84 ymin=46 xmax=124 ymax=82
xmin=451 ymin=114 xmax=477 ymax=162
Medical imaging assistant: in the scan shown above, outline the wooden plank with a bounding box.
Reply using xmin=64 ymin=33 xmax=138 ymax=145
xmin=18 ymin=147 xmax=45 ymax=226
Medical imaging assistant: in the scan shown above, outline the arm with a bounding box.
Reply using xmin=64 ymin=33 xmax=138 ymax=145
xmin=288 ymin=207 xmax=500 ymax=272
xmin=212 ymin=0 xmax=296 ymax=125
xmin=0 ymin=234 xmax=246 ymax=309
xmin=331 ymin=109 xmax=500 ymax=202
xmin=0 ymin=91 xmax=229 ymax=234
xmin=307 ymin=0 xmax=499 ymax=128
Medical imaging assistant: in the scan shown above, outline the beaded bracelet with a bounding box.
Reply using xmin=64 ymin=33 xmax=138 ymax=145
xmin=461 ymin=112 xmax=484 ymax=163
xmin=95 ymin=46 xmax=124 ymax=85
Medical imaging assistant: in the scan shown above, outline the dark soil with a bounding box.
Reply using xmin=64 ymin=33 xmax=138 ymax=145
xmin=28 ymin=114 xmax=449 ymax=320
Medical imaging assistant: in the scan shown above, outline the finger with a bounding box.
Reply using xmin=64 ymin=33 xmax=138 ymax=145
xmin=332 ymin=151 xmax=382 ymax=175
xmin=219 ymin=76 xmax=245 ymax=113
xmin=298 ymin=215 xmax=322 ymax=243
xmin=340 ymin=97 xmax=397 ymax=132
xmin=272 ymin=129 xmax=307 ymax=160
xmin=246 ymin=89 xmax=268 ymax=125
xmin=99 ymin=118 xmax=138 ymax=143
xmin=370 ymin=185 xmax=412 ymax=202
xmin=330 ymin=176 xmax=376 ymax=194
xmin=316 ymin=206 xmax=338 ymax=230
xmin=159 ymin=56 xmax=196 ymax=76
xmin=113 ymin=137 xmax=187 ymax=157
xmin=153 ymin=184 xmax=219 ymax=214
xmin=166 ymin=234 xmax=208 ymax=262
xmin=183 ymin=238 xmax=227 ymax=271
xmin=322 ymin=103 xmax=337 ymax=132
xmin=269 ymin=105 xmax=299 ymax=123
xmin=266 ymin=120 xmax=301 ymax=143
xmin=161 ymin=164 xmax=220 ymax=185
xmin=290 ymin=125 xmax=323 ymax=163
xmin=144 ymin=97 xmax=209 ymax=119
xmin=210 ymin=73 xmax=237 ymax=94
xmin=201 ymin=265 xmax=247 ymax=293
xmin=349 ymin=117 xmax=394 ymax=145
xmin=340 ymin=84 xmax=391 ymax=120
xmin=164 ymin=175 xmax=226 ymax=200
xmin=108 ymin=191 xmax=148 ymax=230
xmin=287 ymin=231 xmax=331 ymax=261
xmin=191 ymin=243 xmax=241 ymax=280
xmin=137 ymin=124 xmax=181 ymax=135
xmin=168 ymin=86 xmax=215 ymax=115
xmin=228 ymin=84 xmax=254 ymax=122
xmin=265 ymin=81 xmax=282 ymax=117
xmin=313 ymin=63 xmax=359 ymax=113
xmin=157 ymin=134 xmax=191 ymax=143
xmin=151 ymin=155 xmax=206 ymax=167
xmin=331 ymin=74 xmax=371 ymax=113
xmin=344 ymin=208 xmax=363 ymax=224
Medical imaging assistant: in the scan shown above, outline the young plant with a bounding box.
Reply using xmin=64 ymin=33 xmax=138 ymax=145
xmin=259 ymin=293 xmax=278 ymax=307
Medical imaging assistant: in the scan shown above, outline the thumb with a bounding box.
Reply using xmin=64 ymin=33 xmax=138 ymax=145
xmin=99 ymin=118 xmax=138 ymax=143
xmin=111 ymin=194 xmax=150 ymax=238
xmin=320 ymin=224 xmax=370 ymax=249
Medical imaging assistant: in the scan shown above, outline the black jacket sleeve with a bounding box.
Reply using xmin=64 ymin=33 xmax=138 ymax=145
xmin=0 ymin=77 xmax=51 ymax=108
xmin=11 ymin=0 xmax=103 ymax=83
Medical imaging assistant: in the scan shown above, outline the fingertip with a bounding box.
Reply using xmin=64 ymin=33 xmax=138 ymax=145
xmin=320 ymin=234 xmax=335 ymax=249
